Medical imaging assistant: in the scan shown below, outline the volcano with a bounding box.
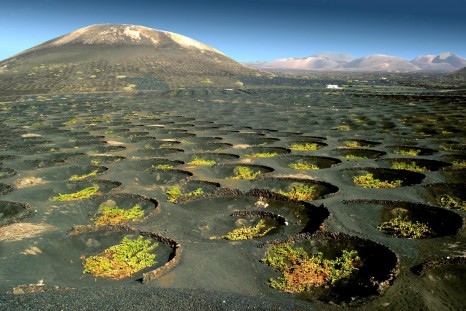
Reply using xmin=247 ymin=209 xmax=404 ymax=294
xmin=0 ymin=24 xmax=256 ymax=94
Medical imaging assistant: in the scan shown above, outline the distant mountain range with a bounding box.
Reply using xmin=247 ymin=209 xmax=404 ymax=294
xmin=244 ymin=52 xmax=466 ymax=72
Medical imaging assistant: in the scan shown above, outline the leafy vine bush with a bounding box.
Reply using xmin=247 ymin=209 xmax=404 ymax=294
xmin=50 ymin=186 xmax=100 ymax=201
xmin=353 ymin=173 xmax=402 ymax=188
xmin=391 ymin=162 xmax=427 ymax=172
xmin=288 ymin=162 xmax=319 ymax=170
xmin=212 ymin=219 xmax=275 ymax=240
xmin=377 ymin=210 xmax=431 ymax=238
xmin=82 ymin=236 xmax=157 ymax=280
xmin=152 ymin=164 xmax=174 ymax=170
xmin=229 ymin=166 xmax=261 ymax=180
xmin=332 ymin=125 xmax=350 ymax=131
xmin=438 ymin=194 xmax=466 ymax=211
xmin=344 ymin=141 xmax=362 ymax=148
xmin=396 ymin=149 xmax=420 ymax=156
xmin=188 ymin=156 xmax=216 ymax=165
xmin=261 ymin=243 xmax=360 ymax=292
xmin=245 ymin=152 xmax=277 ymax=158
xmin=289 ymin=143 xmax=318 ymax=151
xmin=277 ymin=183 xmax=316 ymax=201
xmin=94 ymin=204 xmax=144 ymax=225
xmin=166 ymin=186 xmax=204 ymax=203
xmin=451 ymin=160 xmax=466 ymax=167
xmin=345 ymin=154 xmax=368 ymax=159
xmin=69 ymin=170 xmax=98 ymax=181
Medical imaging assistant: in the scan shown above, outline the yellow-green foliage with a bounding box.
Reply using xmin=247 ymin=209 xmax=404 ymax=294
xmin=166 ymin=186 xmax=204 ymax=203
xmin=188 ymin=157 xmax=216 ymax=165
xmin=225 ymin=219 xmax=275 ymax=240
xmin=50 ymin=186 xmax=100 ymax=201
xmin=396 ymin=149 xmax=421 ymax=156
xmin=391 ymin=162 xmax=427 ymax=172
xmin=452 ymin=160 xmax=466 ymax=167
xmin=288 ymin=162 xmax=319 ymax=170
xmin=332 ymin=125 xmax=350 ymax=131
xmin=166 ymin=186 xmax=182 ymax=203
xmin=289 ymin=143 xmax=318 ymax=151
xmin=153 ymin=164 xmax=174 ymax=170
xmin=202 ymin=78 xmax=213 ymax=85
xmin=229 ymin=166 xmax=261 ymax=180
xmin=69 ymin=170 xmax=98 ymax=181
xmin=345 ymin=141 xmax=361 ymax=148
xmin=378 ymin=211 xmax=431 ymax=238
xmin=261 ymin=243 xmax=360 ymax=292
xmin=185 ymin=188 xmax=204 ymax=199
xmin=345 ymin=154 xmax=368 ymax=159
xmin=94 ymin=204 xmax=144 ymax=225
xmin=438 ymin=194 xmax=466 ymax=211
xmin=82 ymin=236 xmax=157 ymax=280
xmin=277 ymin=183 xmax=316 ymax=201
xmin=63 ymin=118 xmax=79 ymax=125
xmin=245 ymin=152 xmax=277 ymax=158
xmin=234 ymin=81 xmax=244 ymax=88
xmin=353 ymin=173 xmax=402 ymax=188
xmin=214 ymin=219 xmax=275 ymax=240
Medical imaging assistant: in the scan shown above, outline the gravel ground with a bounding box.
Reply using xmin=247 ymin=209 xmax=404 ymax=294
xmin=0 ymin=287 xmax=314 ymax=311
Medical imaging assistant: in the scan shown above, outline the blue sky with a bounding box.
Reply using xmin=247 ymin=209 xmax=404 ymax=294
xmin=1 ymin=0 xmax=465 ymax=62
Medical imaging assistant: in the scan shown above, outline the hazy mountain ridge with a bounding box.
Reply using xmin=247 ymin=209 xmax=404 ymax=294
xmin=0 ymin=24 xmax=257 ymax=94
xmin=245 ymin=52 xmax=466 ymax=72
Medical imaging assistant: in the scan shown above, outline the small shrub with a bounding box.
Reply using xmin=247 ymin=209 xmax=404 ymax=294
xmin=94 ymin=204 xmax=144 ymax=225
xmin=166 ymin=186 xmax=182 ymax=203
xmin=391 ymin=162 xmax=427 ymax=172
xmin=185 ymin=188 xmax=204 ymax=199
xmin=234 ymin=81 xmax=244 ymax=88
xmin=288 ymin=162 xmax=319 ymax=170
xmin=345 ymin=154 xmax=368 ymax=159
xmin=332 ymin=125 xmax=350 ymax=131
xmin=277 ymin=183 xmax=316 ymax=201
xmin=344 ymin=141 xmax=361 ymax=148
xmin=82 ymin=236 xmax=157 ymax=280
xmin=166 ymin=186 xmax=204 ymax=203
xmin=396 ymin=149 xmax=420 ymax=156
xmin=261 ymin=243 xmax=360 ymax=292
xmin=353 ymin=173 xmax=402 ymax=188
xmin=289 ymin=143 xmax=318 ymax=151
xmin=69 ymin=170 xmax=99 ymax=181
xmin=50 ymin=186 xmax=100 ymax=201
xmin=212 ymin=219 xmax=274 ymax=240
xmin=451 ymin=160 xmax=466 ymax=167
xmin=229 ymin=166 xmax=261 ymax=180
xmin=201 ymin=78 xmax=213 ymax=85
xmin=378 ymin=210 xmax=431 ymax=238
xmin=245 ymin=152 xmax=277 ymax=158
xmin=438 ymin=194 xmax=466 ymax=211
xmin=63 ymin=118 xmax=79 ymax=125
xmin=188 ymin=157 xmax=216 ymax=166
xmin=153 ymin=164 xmax=173 ymax=170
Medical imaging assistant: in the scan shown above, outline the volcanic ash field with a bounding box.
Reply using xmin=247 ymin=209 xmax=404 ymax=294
xmin=0 ymin=89 xmax=465 ymax=310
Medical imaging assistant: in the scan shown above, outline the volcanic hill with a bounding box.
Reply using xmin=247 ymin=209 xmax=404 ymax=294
xmin=0 ymin=24 xmax=257 ymax=94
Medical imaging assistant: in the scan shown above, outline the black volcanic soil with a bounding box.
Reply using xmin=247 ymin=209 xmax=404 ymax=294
xmin=0 ymin=84 xmax=465 ymax=311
